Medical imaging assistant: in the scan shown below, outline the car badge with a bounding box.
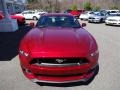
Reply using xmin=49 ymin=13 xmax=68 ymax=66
xmin=56 ymin=59 xmax=65 ymax=63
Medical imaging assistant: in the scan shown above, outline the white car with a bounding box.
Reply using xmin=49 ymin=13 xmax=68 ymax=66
xmin=79 ymin=11 xmax=94 ymax=20
xmin=16 ymin=10 xmax=47 ymax=20
xmin=105 ymin=14 xmax=120 ymax=26
xmin=88 ymin=12 xmax=106 ymax=23
xmin=106 ymin=10 xmax=120 ymax=15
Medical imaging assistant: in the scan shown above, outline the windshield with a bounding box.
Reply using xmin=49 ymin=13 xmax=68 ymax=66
xmin=94 ymin=12 xmax=104 ymax=16
xmin=36 ymin=15 xmax=81 ymax=28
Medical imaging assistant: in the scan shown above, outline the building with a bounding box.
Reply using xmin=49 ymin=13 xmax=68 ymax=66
xmin=0 ymin=0 xmax=27 ymax=14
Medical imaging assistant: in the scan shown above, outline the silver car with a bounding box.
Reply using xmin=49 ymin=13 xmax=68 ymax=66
xmin=88 ymin=12 xmax=106 ymax=23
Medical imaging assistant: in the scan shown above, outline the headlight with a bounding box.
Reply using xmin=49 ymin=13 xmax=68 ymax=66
xmin=90 ymin=50 xmax=99 ymax=57
xmin=19 ymin=50 xmax=29 ymax=57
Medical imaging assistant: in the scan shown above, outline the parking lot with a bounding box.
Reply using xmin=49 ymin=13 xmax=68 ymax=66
xmin=0 ymin=20 xmax=120 ymax=90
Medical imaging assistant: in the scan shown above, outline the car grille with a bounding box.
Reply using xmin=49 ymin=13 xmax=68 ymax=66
xmin=89 ymin=17 xmax=95 ymax=19
xmin=108 ymin=19 xmax=117 ymax=21
xmin=30 ymin=58 xmax=89 ymax=67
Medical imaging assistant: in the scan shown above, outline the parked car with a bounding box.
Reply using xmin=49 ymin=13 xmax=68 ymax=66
xmin=64 ymin=9 xmax=85 ymax=18
xmin=0 ymin=12 xmax=4 ymax=20
xmin=88 ymin=12 xmax=106 ymax=23
xmin=19 ymin=13 xmax=99 ymax=84
xmin=0 ymin=11 xmax=25 ymax=25
xmin=70 ymin=10 xmax=85 ymax=18
xmin=106 ymin=9 xmax=120 ymax=15
xmin=17 ymin=10 xmax=47 ymax=20
xmin=79 ymin=11 xmax=94 ymax=20
xmin=64 ymin=9 xmax=71 ymax=14
xmin=105 ymin=13 xmax=120 ymax=26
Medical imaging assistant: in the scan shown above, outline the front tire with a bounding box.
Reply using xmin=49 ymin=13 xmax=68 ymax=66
xmin=88 ymin=20 xmax=91 ymax=23
xmin=33 ymin=16 xmax=38 ymax=20
xmin=100 ymin=18 xmax=103 ymax=23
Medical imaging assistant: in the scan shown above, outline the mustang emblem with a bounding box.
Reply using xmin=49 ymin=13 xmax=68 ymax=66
xmin=56 ymin=59 xmax=65 ymax=63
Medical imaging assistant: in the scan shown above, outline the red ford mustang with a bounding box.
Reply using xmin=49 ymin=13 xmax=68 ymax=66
xmin=0 ymin=11 xmax=25 ymax=25
xmin=19 ymin=13 xmax=99 ymax=84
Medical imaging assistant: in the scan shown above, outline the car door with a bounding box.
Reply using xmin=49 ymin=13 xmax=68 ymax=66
xmin=27 ymin=11 xmax=35 ymax=19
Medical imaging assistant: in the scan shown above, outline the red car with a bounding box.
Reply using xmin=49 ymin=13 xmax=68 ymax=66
xmin=0 ymin=11 xmax=25 ymax=25
xmin=19 ymin=13 xmax=99 ymax=84
xmin=0 ymin=13 xmax=4 ymax=20
xmin=69 ymin=10 xmax=85 ymax=18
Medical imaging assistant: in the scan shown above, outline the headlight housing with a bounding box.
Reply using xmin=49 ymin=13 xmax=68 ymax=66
xmin=19 ymin=50 xmax=29 ymax=57
xmin=90 ymin=50 xmax=99 ymax=57
xmin=89 ymin=37 xmax=99 ymax=57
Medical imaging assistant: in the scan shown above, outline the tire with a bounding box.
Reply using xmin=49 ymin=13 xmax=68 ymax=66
xmin=33 ymin=16 xmax=38 ymax=20
xmin=80 ymin=18 xmax=83 ymax=20
xmin=88 ymin=20 xmax=91 ymax=23
xmin=100 ymin=18 xmax=103 ymax=23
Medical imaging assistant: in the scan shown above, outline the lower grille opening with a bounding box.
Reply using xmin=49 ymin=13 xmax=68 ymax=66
xmin=34 ymin=73 xmax=85 ymax=77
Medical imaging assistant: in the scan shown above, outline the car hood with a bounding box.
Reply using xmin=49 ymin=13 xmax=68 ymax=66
xmin=90 ymin=15 xmax=103 ymax=18
xmin=10 ymin=14 xmax=24 ymax=19
xmin=107 ymin=16 xmax=120 ymax=20
xmin=23 ymin=27 xmax=93 ymax=57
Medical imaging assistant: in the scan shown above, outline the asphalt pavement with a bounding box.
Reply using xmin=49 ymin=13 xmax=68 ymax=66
xmin=0 ymin=20 xmax=120 ymax=90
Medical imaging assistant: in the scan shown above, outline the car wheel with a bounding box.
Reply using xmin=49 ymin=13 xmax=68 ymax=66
xmin=100 ymin=18 xmax=103 ymax=23
xmin=88 ymin=20 xmax=91 ymax=23
xmin=105 ymin=23 xmax=109 ymax=26
xmin=80 ymin=18 xmax=83 ymax=20
xmin=33 ymin=16 xmax=38 ymax=20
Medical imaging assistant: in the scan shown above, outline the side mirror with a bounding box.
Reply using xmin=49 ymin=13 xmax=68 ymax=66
xmin=81 ymin=23 xmax=86 ymax=27
xmin=29 ymin=22 xmax=35 ymax=28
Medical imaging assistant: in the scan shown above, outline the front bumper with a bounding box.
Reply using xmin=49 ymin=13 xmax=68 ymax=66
xmin=105 ymin=20 xmax=120 ymax=26
xmin=21 ymin=64 xmax=97 ymax=83
xmin=20 ymin=59 xmax=98 ymax=83
xmin=19 ymin=51 xmax=99 ymax=83
xmin=88 ymin=19 xmax=101 ymax=23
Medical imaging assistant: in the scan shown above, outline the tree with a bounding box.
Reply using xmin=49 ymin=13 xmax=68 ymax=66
xmin=83 ymin=1 xmax=92 ymax=11
xmin=110 ymin=5 xmax=119 ymax=9
xmin=92 ymin=5 xmax=100 ymax=11
xmin=70 ymin=4 xmax=77 ymax=10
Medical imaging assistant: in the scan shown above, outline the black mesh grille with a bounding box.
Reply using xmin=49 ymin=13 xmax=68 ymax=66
xmin=30 ymin=58 xmax=89 ymax=65
xmin=89 ymin=17 xmax=95 ymax=19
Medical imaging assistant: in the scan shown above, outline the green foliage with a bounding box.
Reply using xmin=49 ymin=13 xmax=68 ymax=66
xmin=92 ymin=5 xmax=101 ymax=11
xmin=83 ymin=1 xmax=92 ymax=11
xmin=70 ymin=4 xmax=78 ymax=10
xmin=110 ymin=5 xmax=119 ymax=9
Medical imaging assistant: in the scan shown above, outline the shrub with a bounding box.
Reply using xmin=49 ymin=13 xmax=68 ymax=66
xmin=84 ymin=1 xmax=92 ymax=11
xmin=92 ymin=5 xmax=101 ymax=11
xmin=110 ymin=5 xmax=119 ymax=9
xmin=71 ymin=4 xmax=78 ymax=10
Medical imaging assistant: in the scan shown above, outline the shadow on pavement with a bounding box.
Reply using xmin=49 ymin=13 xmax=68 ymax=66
xmin=36 ymin=65 xmax=99 ymax=87
xmin=0 ymin=25 xmax=32 ymax=61
xmin=105 ymin=24 xmax=120 ymax=27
